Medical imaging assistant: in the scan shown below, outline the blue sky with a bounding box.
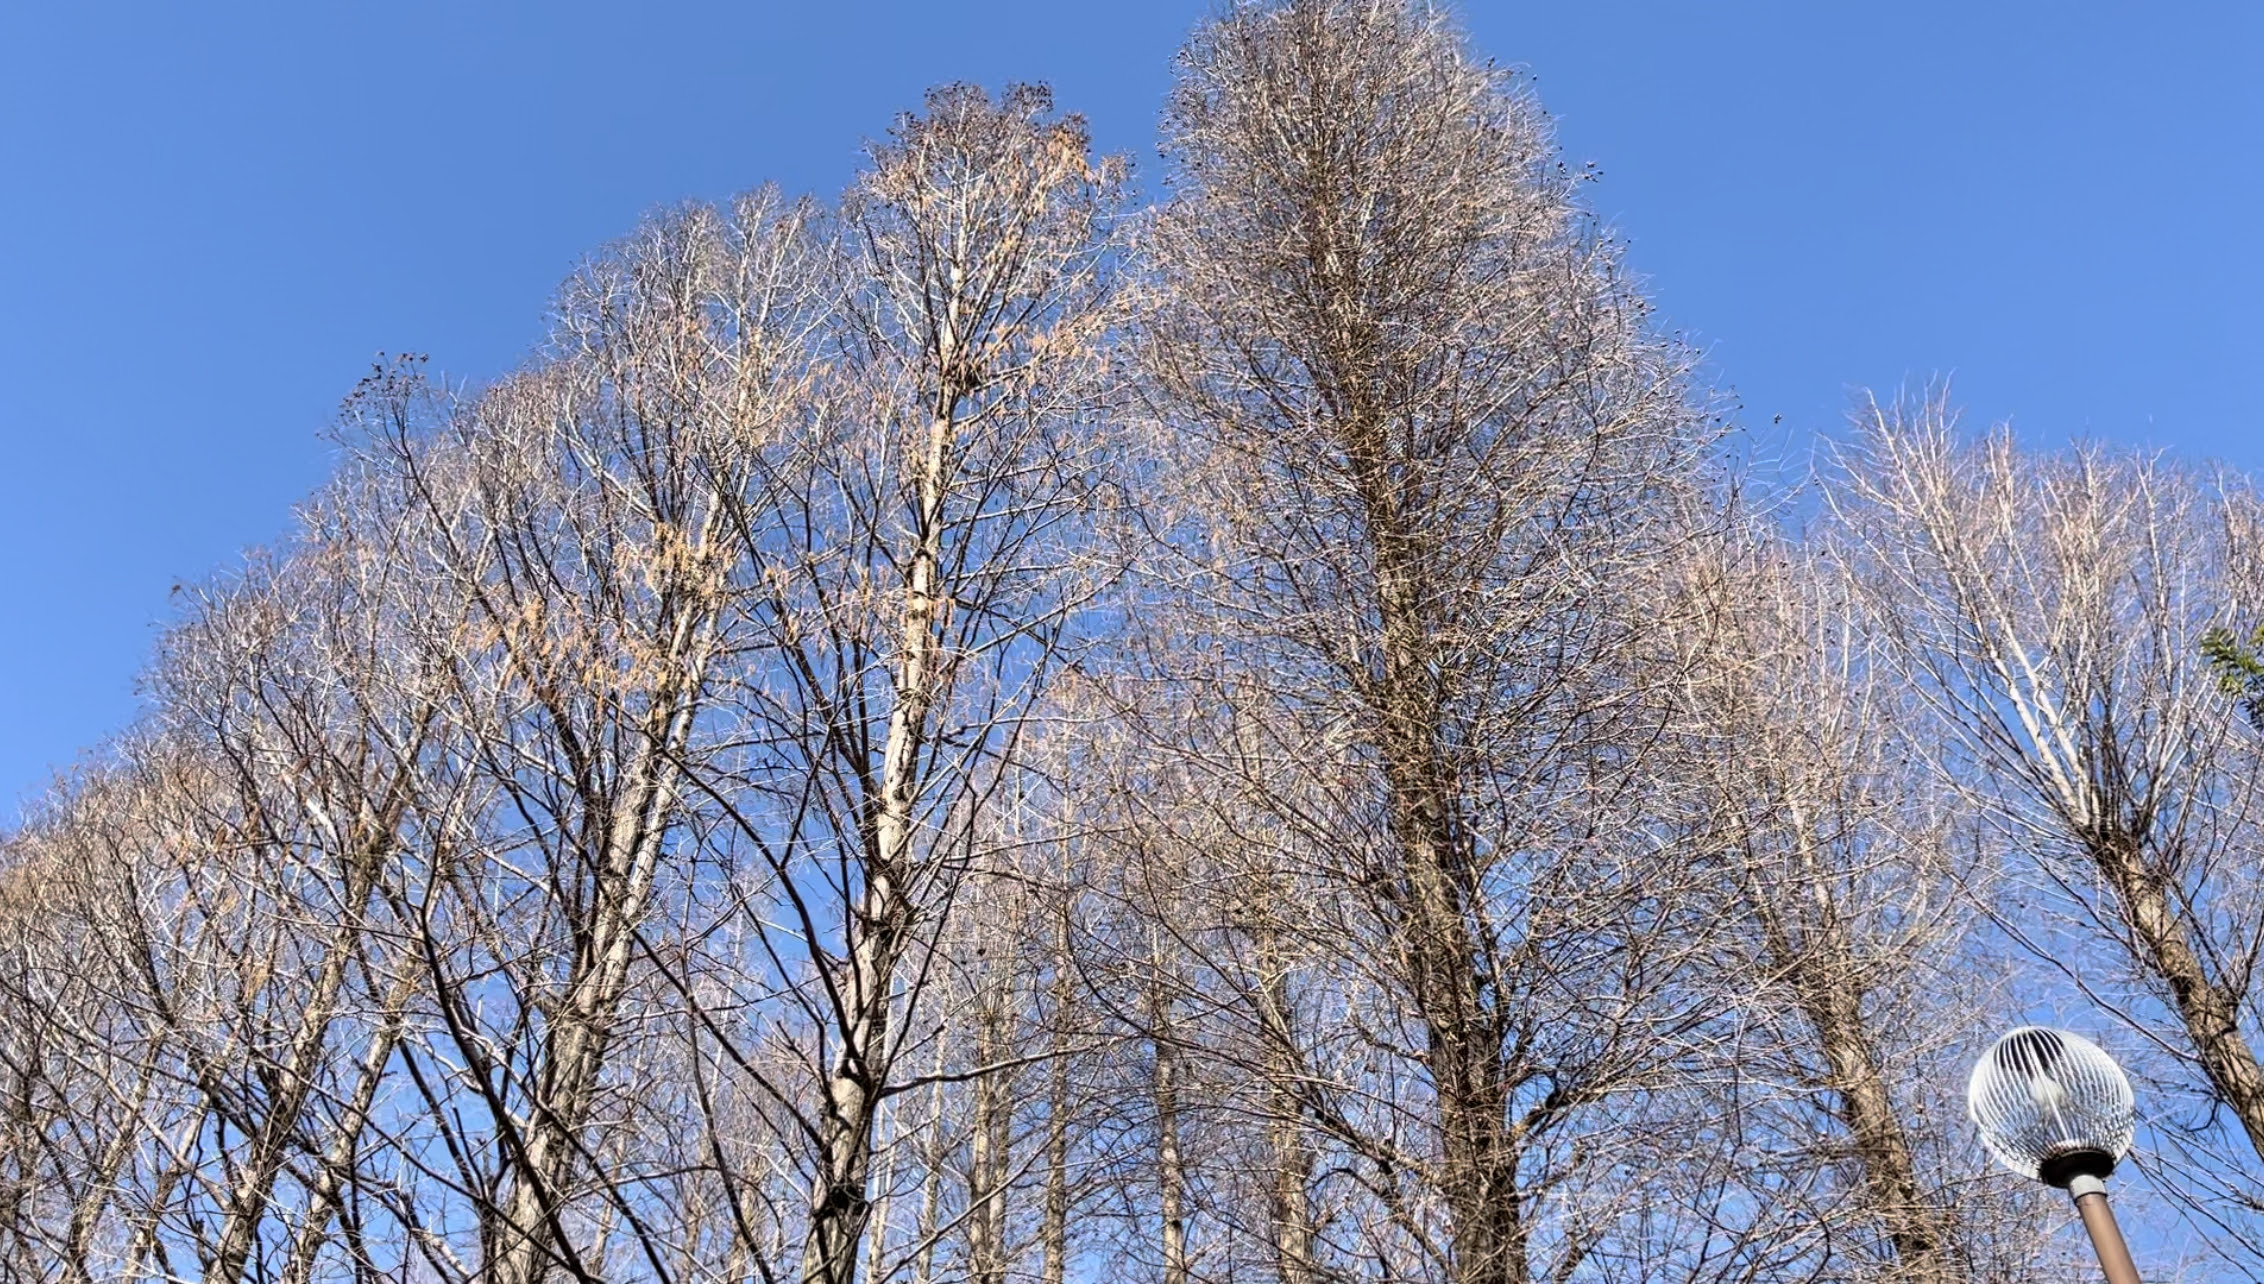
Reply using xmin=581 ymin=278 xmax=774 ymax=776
xmin=3 ymin=1 xmax=2258 ymax=814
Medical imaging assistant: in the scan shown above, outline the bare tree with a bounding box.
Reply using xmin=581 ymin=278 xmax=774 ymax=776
xmin=657 ymin=83 xmax=1127 ymax=1284
xmin=1129 ymin=3 xmax=1729 ymax=1281
xmin=0 ymin=430 xmax=484 ymax=1282
xmin=1679 ymin=524 xmax=2065 ymax=1283
xmin=314 ymin=189 xmax=826 ymax=1283
xmin=1830 ymin=396 xmax=2264 ymax=1260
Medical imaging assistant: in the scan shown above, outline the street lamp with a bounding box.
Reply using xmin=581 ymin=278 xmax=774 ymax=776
xmin=1968 ymin=1026 xmax=2141 ymax=1284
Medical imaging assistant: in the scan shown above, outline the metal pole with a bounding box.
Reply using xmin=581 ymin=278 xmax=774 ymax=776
xmin=2067 ymin=1175 xmax=2141 ymax=1284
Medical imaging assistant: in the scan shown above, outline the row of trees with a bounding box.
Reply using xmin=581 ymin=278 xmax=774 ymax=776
xmin=5 ymin=2 xmax=2263 ymax=1280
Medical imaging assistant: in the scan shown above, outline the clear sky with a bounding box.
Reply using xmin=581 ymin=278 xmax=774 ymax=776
xmin=2 ymin=1 xmax=2258 ymax=815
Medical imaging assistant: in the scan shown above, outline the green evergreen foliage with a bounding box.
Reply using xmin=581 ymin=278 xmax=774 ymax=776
xmin=2201 ymin=624 xmax=2264 ymax=728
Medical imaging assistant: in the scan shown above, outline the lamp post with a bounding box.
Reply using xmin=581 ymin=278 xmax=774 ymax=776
xmin=1967 ymin=1026 xmax=2141 ymax=1284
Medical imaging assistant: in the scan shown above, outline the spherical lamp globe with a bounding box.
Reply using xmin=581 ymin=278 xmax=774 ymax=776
xmin=1967 ymin=1025 xmax=2134 ymax=1187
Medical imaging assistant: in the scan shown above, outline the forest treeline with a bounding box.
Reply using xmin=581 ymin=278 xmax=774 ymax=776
xmin=7 ymin=3 xmax=2264 ymax=1281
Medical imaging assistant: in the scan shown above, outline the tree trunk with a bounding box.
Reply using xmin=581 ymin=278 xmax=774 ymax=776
xmin=863 ymin=1096 xmax=894 ymax=1284
xmin=913 ymin=1040 xmax=949 ymax=1284
xmin=1805 ymin=979 xmax=1956 ymax=1282
xmin=967 ymin=989 xmax=1012 ymax=1284
xmin=802 ymin=402 xmax=956 ymax=1284
xmin=1152 ymin=997 xmax=1190 ymax=1284
xmin=1368 ymin=480 xmax=1527 ymax=1284
xmin=280 ymin=964 xmax=420 ymax=1284
xmin=1256 ymin=934 xmax=1318 ymax=1284
xmin=2092 ymin=826 xmax=2264 ymax=1161
xmin=64 ymin=1048 xmax=161 ymax=1284
xmin=801 ymin=875 xmax=905 ymax=1284
xmin=1745 ymin=801 xmax=1962 ymax=1284
xmin=210 ymin=831 xmax=395 ymax=1284
xmin=1042 ymin=898 xmax=1074 ymax=1284
xmin=491 ymin=671 xmax=701 ymax=1284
